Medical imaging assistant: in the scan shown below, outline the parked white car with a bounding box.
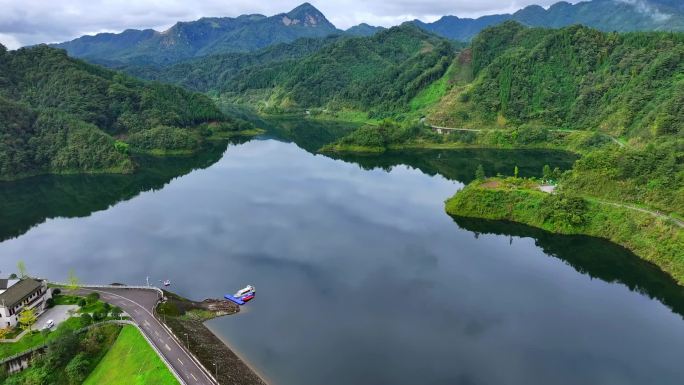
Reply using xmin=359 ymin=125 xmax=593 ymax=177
xmin=45 ymin=319 xmax=55 ymax=329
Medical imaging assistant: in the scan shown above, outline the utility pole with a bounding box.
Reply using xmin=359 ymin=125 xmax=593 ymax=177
xmin=146 ymin=276 xmax=150 ymax=287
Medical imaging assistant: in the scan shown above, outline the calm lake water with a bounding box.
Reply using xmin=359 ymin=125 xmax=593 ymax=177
xmin=1 ymin=119 xmax=683 ymax=385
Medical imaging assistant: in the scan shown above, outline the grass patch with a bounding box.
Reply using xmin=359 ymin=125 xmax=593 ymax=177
xmin=0 ymin=317 xmax=84 ymax=359
xmin=83 ymin=325 xmax=179 ymax=385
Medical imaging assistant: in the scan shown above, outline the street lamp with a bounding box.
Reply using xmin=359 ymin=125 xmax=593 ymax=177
xmin=213 ymin=362 xmax=219 ymax=379
xmin=183 ymin=333 xmax=189 ymax=349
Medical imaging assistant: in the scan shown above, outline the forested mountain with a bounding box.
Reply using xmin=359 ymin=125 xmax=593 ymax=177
xmin=429 ymin=21 xmax=684 ymax=140
xmin=124 ymin=35 xmax=343 ymax=93
xmin=345 ymin=23 xmax=386 ymax=37
xmin=420 ymin=22 xmax=682 ymax=214
xmin=222 ymin=24 xmax=457 ymax=117
xmin=414 ymin=0 xmax=684 ymax=41
xmin=51 ymin=3 xmax=339 ymax=66
xmin=0 ymin=43 xmax=229 ymax=179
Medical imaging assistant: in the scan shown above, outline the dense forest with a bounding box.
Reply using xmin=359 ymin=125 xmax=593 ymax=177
xmin=0 ymin=43 xmax=246 ymax=179
xmin=125 ymin=35 xmax=343 ymax=93
xmin=330 ymin=23 xmax=683 ymax=215
xmin=221 ymin=24 xmax=459 ymax=117
xmin=430 ymin=21 xmax=684 ymax=140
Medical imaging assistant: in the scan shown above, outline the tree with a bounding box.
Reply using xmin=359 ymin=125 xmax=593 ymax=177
xmin=543 ymin=165 xmax=552 ymax=181
xmin=0 ymin=327 xmax=10 ymax=340
xmin=80 ymin=313 xmax=92 ymax=326
xmin=67 ymin=270 xmax=80 ymax=290
xmin=17 ymin=260 xmax=27 ymax=278
xmin=46 ymin=298 xmax=55 ymax=308
xmin=111 ymin=306 xmax=123 ymax=319
xmin=65 ymin=353 xmax=90 ymax=385
xmin=8 ymin=273 xmax=17 ymax=279
xmin=18 ymin=307 xmax=38 ymax=332
xmin=86 ymin=292 xmax=100 ymax=305
xmin=475 ymin=164 xmax=486 ymax=181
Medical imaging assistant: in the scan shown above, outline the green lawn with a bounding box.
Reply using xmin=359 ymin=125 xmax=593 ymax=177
xmin=83 ymin=325 xmax=180 ymax=385
xmin=0 ymin=317 xmax=83 ymax=359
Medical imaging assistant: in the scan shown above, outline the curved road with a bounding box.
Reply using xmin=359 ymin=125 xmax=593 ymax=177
xmin=73 ymin=288 xmax=215 ymax=385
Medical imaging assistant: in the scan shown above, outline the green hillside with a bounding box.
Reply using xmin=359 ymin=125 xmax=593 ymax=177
xmin=125 ymin=35 xmax=343 ymax=93
xmin=332 ymin=23 xmax=683 ymax=216
xmin=0 ymin=43 xmax=243 ymax=180
xmin=427 ymin=22 xmax=684 ymax=140
xmin=224 ymin=24 xmax=458 ymax=117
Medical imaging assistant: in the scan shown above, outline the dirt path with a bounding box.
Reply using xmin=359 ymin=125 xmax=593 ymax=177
xmin=595 ymin=200 xmax=684 ymax=228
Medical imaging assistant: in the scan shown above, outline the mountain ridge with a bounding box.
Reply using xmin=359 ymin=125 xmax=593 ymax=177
xmin=413 ymin=0 xmax=684 ymax=41
xmin=51 ymin=3 xmax=339 ymax=66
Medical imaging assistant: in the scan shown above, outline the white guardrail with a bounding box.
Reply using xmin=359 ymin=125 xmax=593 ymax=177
xmin=49 ymin=282 xmax=164 ymax=297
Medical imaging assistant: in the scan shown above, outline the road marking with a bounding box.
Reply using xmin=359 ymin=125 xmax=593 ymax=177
xmin=81 ymin=289 xmax=216 ymax=384
xmin=190 ymin=373 xmax=198 ymax=381
xmin=165 ymin=344 xmax=171 ymax=351
xmin=154 ymin=330 xmax=159 ymax=336
xmin=178 ymin=358 xmax=184 ymax=366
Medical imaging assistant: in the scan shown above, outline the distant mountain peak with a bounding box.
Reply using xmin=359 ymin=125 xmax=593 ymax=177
xmin=284 ymin=3 xmax=330 ymax=27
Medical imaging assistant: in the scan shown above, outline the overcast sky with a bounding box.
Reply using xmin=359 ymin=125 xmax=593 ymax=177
xmin=0 ymin=0 xmax=580 ymax=49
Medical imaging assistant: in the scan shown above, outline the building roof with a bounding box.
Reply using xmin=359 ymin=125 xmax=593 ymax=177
xmin=0 ymin=279 xmax=43 ymax=309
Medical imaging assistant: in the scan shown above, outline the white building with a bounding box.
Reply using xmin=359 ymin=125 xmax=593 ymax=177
xmin=0 ymin=278 xmax=51 ymax=328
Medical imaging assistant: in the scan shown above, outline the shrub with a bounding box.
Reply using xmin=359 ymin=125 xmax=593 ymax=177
xmin=80 ymin=313 xmax=92 ymax=326
xmin=86 ymin=292 xmax=100 ymax=305
xmin=540 ymin=193 xmax=588 ymax=227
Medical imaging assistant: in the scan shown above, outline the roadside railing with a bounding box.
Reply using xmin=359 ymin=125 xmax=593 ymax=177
xmin=49 ymin=282 xmax=164 ymax=298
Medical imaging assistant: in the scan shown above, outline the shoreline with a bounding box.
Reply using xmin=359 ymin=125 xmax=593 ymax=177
xmin=156 ymin=293 xmax=268 ymax=385
xmin=445 ymin=179 xmax=684 ymax=286
xmin=204 ymin=320 xmax=273 ymax=385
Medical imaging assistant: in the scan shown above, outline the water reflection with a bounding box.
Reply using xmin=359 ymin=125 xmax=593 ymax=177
xmin=451 ymin=216 xmax=684 ymax=318
xmin=0 ymin=139 xmax=240 ymax=242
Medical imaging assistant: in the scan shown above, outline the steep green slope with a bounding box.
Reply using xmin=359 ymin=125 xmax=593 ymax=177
xmin=431 ymin=21 xmax=684 ymax=140
xmin=51 ymin=3 xmax=339 ymax=66
xmin=224 ymin=24 xmax=457 ymax=117
xmin=0 ymin=43 xmax=235 ymax=180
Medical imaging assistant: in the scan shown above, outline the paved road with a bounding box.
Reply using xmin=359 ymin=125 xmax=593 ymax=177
xmin=74 ymin=288 xmax=215 ymax=385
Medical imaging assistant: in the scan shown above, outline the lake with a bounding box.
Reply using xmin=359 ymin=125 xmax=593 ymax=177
xmin=1 ymin=119 xmax=683 ymax=385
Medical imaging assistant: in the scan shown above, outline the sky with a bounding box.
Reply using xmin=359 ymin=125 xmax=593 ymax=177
xmin=0 ymin=0 xmax=581 ymax=49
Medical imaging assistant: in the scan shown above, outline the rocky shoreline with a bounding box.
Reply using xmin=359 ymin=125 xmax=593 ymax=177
xmin=157 ymin=291 xmax=267 ymax=385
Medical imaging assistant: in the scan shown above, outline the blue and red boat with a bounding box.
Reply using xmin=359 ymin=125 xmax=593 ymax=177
xmin=225 ymin=285 xmax=255 ymax=306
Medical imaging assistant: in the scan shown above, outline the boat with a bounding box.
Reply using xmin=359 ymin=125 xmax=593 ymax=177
xmin=225 ymin=285 xmax=256 ymax=306
xmin=234 ymin=285 xmax=255 ymax=297
xmin=163 ymin=280 xmax=171 ymax=287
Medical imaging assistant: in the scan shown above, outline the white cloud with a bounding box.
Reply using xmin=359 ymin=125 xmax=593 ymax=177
xmin=0 ymin=0 xmax=581 ymax=48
